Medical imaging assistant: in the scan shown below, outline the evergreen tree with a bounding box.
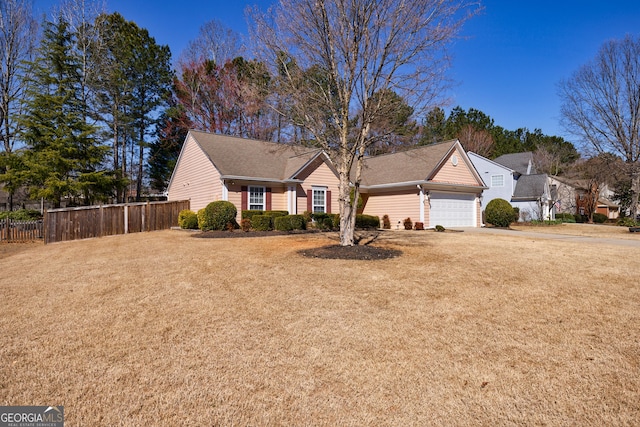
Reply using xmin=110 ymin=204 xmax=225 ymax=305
xmin=147 ymin=101 xmax=189 ymax=193
xmin=20 ymin=15 xmax=111 ymax=207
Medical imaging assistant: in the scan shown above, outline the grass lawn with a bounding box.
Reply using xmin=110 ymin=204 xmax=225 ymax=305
xmin=1 ymin=227 xmax=639 ymax=425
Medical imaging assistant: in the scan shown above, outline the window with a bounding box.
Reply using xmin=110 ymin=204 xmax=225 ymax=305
xmin=249 ymin=186 xmax=265 ymax=210
xmin=491 ymin=174 xmax=504 ymax=187
xmin=312 ymin=188 xmax=326 ymax=213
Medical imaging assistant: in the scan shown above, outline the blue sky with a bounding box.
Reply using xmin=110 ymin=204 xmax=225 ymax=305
xmin=35 ymin=0 xmax=640 ymax=144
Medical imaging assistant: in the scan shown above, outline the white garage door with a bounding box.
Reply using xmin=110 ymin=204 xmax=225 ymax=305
xmin=430 ymin=192 xmax=476 ymax=227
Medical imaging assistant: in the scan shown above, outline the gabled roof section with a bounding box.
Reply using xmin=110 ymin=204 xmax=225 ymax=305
xmin=493 ymin=152 xmax=536 ymax=175
xmin=360 ymin=140 xmax=459 ymax=187
xmin=513 ymin=174 xmax=548 ymax=199
xmin=189 ymin=130 xmax=323 ymax=181
xmin=467 ymin=151 xmax=514 ymax=173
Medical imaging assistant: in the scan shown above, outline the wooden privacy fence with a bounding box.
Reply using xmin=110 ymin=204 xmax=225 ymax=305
xmin=0 ymin=219 xmax=44 ymax=242
xmin=44 ymin=200 xmax=190 ymax=244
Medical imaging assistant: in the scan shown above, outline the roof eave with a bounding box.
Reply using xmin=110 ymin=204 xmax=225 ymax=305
xmin=221 ymin=175 xmax=303 ymax=184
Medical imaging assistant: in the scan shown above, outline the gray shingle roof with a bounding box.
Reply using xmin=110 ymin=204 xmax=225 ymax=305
xmin=360 ymin=140 xmax=457 ymax=186
xmin=513 ymin=174 xmax=547 ymax=199
xmin=189 ymin=131 xmax=471 ymax=187
xmin=493 ymin=152 xmax=536 ymax=175
xmin=190 ymin=130 xmax=322 ymax=181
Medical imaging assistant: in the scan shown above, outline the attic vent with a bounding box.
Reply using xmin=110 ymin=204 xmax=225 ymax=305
xmin=451 ymin=155 xmax=458 ymax=166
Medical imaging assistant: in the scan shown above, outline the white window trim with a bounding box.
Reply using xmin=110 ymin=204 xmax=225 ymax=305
xmin=312 ymin=186 xmax=327 ymax=213
xmin=248 ymin=185 xmax=266 ymax=210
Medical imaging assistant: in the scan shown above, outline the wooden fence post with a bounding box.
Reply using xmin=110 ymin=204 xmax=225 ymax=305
xmin=124 ymin=205 xmax=129 ymax=234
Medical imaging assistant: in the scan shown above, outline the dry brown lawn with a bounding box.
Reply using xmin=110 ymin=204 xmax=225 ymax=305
xmin=1 ymin=227 xmax=639 ymax=426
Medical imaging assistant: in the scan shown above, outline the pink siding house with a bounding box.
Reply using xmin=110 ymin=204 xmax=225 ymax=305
xmin=167 ymin=130 xmax=486 ymax=227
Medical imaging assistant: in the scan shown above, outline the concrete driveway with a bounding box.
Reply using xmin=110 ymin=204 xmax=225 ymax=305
xmin=462 ymin=226 xmax=640 ymax=248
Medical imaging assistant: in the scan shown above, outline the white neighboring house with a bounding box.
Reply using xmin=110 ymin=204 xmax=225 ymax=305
xmin=469 ymin=151 xmax=554 ymax=222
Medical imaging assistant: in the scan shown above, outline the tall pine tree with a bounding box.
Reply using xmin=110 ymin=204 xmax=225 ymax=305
xmin=20 ymin=15 xmax=111 ymax=207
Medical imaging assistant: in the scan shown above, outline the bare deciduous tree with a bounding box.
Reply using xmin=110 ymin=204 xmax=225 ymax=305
xmin=0 ymin=0 xmax=37 ymax=153
xmin=250 ymin=0 xmax=479 ymax=246
xmin=457 ymin=124 xmax=493 ymax=157
xmin=559 ymin=35 xmax=640 ymax=218
xmin=57 ymin=0 xmax=106 ymax=123
xmin=180 ymin=19 xmax=244 ymax=66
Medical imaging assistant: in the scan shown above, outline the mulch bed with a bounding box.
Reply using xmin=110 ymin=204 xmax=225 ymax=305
xmin=297 ymin=245 xmax=402 ymax=260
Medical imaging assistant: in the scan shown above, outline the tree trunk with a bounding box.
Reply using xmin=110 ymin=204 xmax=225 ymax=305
xmin=338 ymin=167 xmax=355 ymax=246
xmin=631 ymin=167 xmax=640 ymax=219
xmin=136 ymin=125 xmax=144 ymax=201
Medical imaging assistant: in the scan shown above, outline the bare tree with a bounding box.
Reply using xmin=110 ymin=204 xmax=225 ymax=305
xmin=179 ymin=19 xmax=244 ymax=66
xmin=0 ymin=0 xmax=38 ymax=153
xmin=457 ymin=124 xmax=493 ymax=157
xmin=250 ymin=0 xmax=479 ymax=246
xmin=559 ymin=35 xmax=640 ymax=218
xmin=57 ymin=0 xmax=106 ymax=123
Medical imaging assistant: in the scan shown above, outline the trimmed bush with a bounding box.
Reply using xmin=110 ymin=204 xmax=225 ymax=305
xmin=242 ymin=210 xmax=288 ymax=220
xmin=274 ymin=214 xmax=306 ymax=231
xmin=593 ymin=213 xmax=607 ymax=223
xmin=242 ymin=210 xmax=264 ymax=220
xmin=574 ymin=214 xmax=586 ymax=223
xmin=252 ymin=215 xmax=272 ymax=231
xmin=435 ymin=225 xmax=446 ymax=232
xmin=197 ymin=200 xmax=238 ymax=231
xmin=356 ymin=214 xmax=380 ymax=229
xmin=240 ymin=218 xmax=252 ymax=232
xmin=382 ymin=214 xmax=391 ymax=229
xmin=415 ymin=222 xmax=424 ymax=230
xmin=485 ymin=198 xmax=515 ymax=227
xmin=178 ymin=209 xmax=198 ymax=229
xmin=403 ymin=217 xmax=413 ymax=230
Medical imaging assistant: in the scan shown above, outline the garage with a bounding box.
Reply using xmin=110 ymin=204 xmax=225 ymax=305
xmin=429 ymin=192 xmax=476 ymax=227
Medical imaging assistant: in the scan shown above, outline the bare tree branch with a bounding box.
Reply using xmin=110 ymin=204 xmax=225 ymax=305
xmin=559 ymin=35 xmax=640 ymax=217
xmin=249 ymin=0 xmax=479 ymax=245
xmin=0 ymin=0 xmax=38 ymax=153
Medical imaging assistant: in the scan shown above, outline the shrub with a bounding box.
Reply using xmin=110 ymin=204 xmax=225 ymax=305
xmin=574 ymin=214 xmax=586 ymax=223
xmin=415 ymin=222 xmax=424 ymax=230
xmin=178 ymin=209 xmax=198 ymax=229
xmin=382 ymin=214 xmax=391 ymax=229
xmin=274 ymin=214 xmax=306 ymax=231
xmin=240 ymin=218 xmax=252 ymax=232
xmin=330 ymin=213 xmax=340 ymax=229
xmin=593 ymin=213 xmax=608 ymax=223
xmin=555 ymin=212 xmax=576 ymax=222
xmin=322 ymin=217 xmax=334 ymax=230
xmin=435 ymin=225 xmax=445 ymax=232
xmin=403 ymin=217 xmax=413 ymax=230
xmin=242 ymin=210 xmax=288 ymax=220
xmin=0 ymin=209 xmax=43 ymax=220
xmin=512 ymin=207 xmax=520 ymax=223
xmin=252 ymin=215 xmax=272 ymax=231
xmin=302 ymin=211 xmax=313 ymax=223
xmin=197 ymin=201 xmax=237 ymax=231
xmin=617 ymin=217 xmax=638 ymax=227
xmin=356 ymin=214 xmax=380 ymax=229
xmin=485 ymin=198 xmax=515 ymax=227
xmin=242 ymin=210 xmax=263 ymax=220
